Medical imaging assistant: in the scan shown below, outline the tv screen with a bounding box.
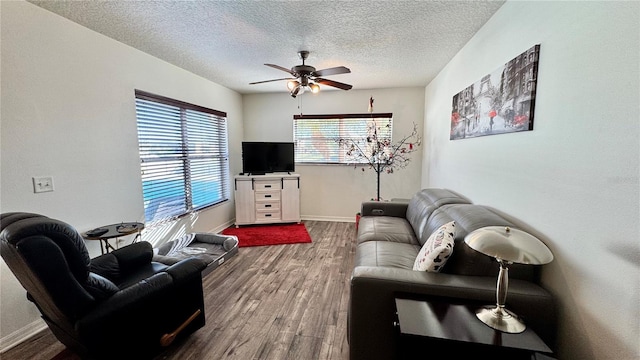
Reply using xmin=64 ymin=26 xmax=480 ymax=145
xmin=242 ymin=142 xmax=295 ymax=174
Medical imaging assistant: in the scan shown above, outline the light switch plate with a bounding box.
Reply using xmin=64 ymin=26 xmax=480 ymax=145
xmin=33 ymin=176 xmax=54 ymax=193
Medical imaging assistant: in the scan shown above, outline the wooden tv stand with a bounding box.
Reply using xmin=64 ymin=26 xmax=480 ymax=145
xmin=234 ymin=173 xmax=301 ymax=227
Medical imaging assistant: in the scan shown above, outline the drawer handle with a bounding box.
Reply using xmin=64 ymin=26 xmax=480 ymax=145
xmin=265 ymin=185 xmax=272 ymax=188
xmin=265 ymin=195 xmax=272 ymax=198
xmin=265 ymin=214 xmax=272 ymax=217
xmin=265 ymin=204 xmax=272 ymax=208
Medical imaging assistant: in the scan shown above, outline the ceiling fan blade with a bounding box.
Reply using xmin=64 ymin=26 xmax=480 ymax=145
xmin=315 ymin=77 xmax=353 ymax=90
xmin=249 ymin=77 xmax=294 ymax=85
xmin=314 ymin=66 xmax=351 ymax=77
xmin=264 ymin=64 xmax=294 ymax=75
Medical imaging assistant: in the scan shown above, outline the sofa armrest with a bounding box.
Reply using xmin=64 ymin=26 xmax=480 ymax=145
xmin=348 ymin=266 xmax=556 ymax=360
xmin=360 ymin=201 xmax=408 ymax=217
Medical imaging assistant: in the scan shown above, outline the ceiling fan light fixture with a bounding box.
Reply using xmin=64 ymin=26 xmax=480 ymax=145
xmin=252 ymin=51 xmax=352 ymax=95
xmin=291 ymin=84 xmax=305 ymax=98
xmin=287 ymin=80 xmax=300 ymax=91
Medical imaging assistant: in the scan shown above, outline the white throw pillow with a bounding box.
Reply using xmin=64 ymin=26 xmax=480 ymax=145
xmin=413 ymin=221 xmax=456 ymax=272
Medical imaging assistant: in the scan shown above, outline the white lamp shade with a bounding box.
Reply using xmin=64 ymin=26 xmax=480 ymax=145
xmin=464 ymin=226 xmax=553 ymax=265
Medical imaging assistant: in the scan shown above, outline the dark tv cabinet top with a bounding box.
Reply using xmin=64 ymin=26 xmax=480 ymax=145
xmin=239 ymin=172 xmax=296 ymax=176
xmin=236 ymin=173 xmax=299 ymax=178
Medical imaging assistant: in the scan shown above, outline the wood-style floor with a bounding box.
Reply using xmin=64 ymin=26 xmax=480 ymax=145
xmin=2 ymin=221 xmax=355 ymax=360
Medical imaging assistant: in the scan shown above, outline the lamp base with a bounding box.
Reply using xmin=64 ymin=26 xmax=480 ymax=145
xmin=476 ymin=306 xmax=526 ymax=333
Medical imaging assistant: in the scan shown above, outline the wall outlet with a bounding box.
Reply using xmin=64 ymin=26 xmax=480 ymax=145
xmin=32 ymin=176 xmax=54 ymax=193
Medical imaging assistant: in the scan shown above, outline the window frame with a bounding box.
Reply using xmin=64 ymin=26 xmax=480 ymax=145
xmin=293 ymin=113 xmax=393 ymax=165
xmin=134 ymin=90 xmax=229 ymax=225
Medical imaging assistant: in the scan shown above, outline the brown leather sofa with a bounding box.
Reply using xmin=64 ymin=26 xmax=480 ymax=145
xmin=348 ymin=189 xmax=556 ymax=360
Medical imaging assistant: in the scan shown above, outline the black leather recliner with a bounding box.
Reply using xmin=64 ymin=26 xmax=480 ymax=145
xmin=0 ymin=212 xmax=208 ymax=359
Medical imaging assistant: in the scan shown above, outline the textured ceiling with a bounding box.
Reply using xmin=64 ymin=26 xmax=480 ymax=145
xmin=28 ymin=0 xmax=505 ymax=95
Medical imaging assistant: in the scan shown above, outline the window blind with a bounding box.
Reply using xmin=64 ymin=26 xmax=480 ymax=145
xmin=135 ymin=90 xmax=229 ymax=224
xmin=293 ymin=113 xmax=393 ymax=164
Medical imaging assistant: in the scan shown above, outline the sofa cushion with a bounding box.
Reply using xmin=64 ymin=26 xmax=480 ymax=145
xmin=355 ymin=241 xmax=420 ymax=269
xmin=413 ymin=221 xmax=456 ymax=272
xmin=406 ymin=189 xmax=471 ymax=245
xmin=357 ymin=216 xmax=417 ymax=245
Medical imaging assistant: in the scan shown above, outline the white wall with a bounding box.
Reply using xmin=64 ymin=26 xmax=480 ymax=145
xmin=243 ymin=87 xmax=425 ymax=220
xmin=0 ymin=1 xmax=243 ymax=349
xmin=423 ymin=2 xmax=639 ymax=360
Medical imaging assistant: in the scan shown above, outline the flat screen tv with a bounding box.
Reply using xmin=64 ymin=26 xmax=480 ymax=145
xmin=242 ymin=142 xmax=295 ymax=175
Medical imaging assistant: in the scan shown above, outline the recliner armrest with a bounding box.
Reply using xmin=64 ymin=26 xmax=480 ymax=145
xmin=78 ymin=272 xmax=174 ymax=329
xmin=165 ymin=258 xmax=207 ymax=283
xmin=80 ymin=260 xmax=205 ymax=329
xmin=111 ymin=241 xmax=153 ymax=272
xmin=360 ymin=201 xmax=408 ymax=217
xmin=76 ymin=270 xmax=205 ymax=357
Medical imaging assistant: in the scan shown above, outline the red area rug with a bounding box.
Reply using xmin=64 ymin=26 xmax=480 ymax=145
xmin=221 ymin=223 xmax=312 ymax=247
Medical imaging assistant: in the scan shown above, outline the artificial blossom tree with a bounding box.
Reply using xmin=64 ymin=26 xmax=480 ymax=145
xmin=336 ymin=102 xmax=421 ymax=200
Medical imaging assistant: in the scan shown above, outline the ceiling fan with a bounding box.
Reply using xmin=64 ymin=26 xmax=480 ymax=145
xmin=249 ymin=51 xmax=352 ymax=97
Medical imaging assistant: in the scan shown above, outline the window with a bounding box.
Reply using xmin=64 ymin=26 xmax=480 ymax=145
xmin=135 ymin=90 xmax=229 ymax=224
xmin=293 ymin=113 xmax=393 ymax=164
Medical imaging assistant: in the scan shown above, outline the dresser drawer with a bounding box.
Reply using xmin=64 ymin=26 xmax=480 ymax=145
xmin=254 ymin=180 xmax=281 ymax=191
xmin=255 ymin=190 xmax=281 ymax=201
xmin=255 ymin=210 xmax=281 ymax=222
xmin=255 ymin=200 xmax=280 ymax=211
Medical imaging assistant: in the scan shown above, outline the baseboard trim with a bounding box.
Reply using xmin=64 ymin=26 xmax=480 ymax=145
xmin=222 ymin=217 xmax=354 ymax=231
xmin=0 ymin=318 xmax=47 ymax=353
xmin=208 ymin=219 xmax=235 ymax=233
xmin=301 ymin=215 xmax=355 ymax=223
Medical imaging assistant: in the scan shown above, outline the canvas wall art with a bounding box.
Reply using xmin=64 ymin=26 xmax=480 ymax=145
xmin=450 ymin=44 xmax=540 ymax=140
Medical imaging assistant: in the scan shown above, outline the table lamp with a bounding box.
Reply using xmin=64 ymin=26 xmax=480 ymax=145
xmin=464 ymin=226 xmax=553 ymax=333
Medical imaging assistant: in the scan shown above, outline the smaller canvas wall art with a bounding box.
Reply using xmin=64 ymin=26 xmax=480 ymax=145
xmin=450 ymin=44 xmax=540 ymax=140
